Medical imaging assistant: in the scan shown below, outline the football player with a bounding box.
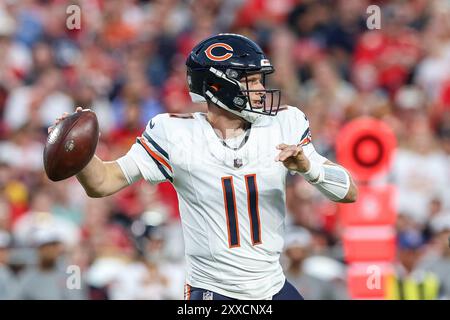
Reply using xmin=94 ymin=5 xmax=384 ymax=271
xmin=51 ymin=34 xmax=357 ymax=300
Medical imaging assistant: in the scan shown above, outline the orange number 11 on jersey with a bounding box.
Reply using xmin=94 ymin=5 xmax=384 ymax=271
xmin=221 ymin=174 xmax=262 ymax=248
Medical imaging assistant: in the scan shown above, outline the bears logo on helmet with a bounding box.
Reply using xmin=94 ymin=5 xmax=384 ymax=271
xmin=204 ymin=43 xmax=234 ymax=62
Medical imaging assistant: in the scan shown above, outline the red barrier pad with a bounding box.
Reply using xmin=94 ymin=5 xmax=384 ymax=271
xmin=343 ymin=226 xmax=396 ymax=262
xmin=347 ymin=262 xmax=394 ymax=299
xmin=339 ymin=184 xmax=397 ymax=226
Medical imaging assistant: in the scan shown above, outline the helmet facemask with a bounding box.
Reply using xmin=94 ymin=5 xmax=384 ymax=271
xmin=200 ymin=67 xmax=281 ymax=123
xmin=238 ymin=70 xmax=281 ymax=118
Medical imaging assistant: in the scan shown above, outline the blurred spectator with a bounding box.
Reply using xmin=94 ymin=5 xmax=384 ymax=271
xmin=419 ymin=214 xmax=450 ymax=299
xmin=109 ymin=225 xmax=184 ymax=300
xmin=0 ymin=194 xmax=12 ymax=231
xmin=14 ymin=228 xmax=87 ymax=299
xmin=285 ymin=175 xmax=320 ymax=229
xmin=0 ymin=162 xmax=29 ymax=225
xmin=109 ymin=101 xmax=146 ymax=158
xmin=385 ymin=230 xmax=441 ymax=300
xmin=13 ymin=189 xmax=80 ymax=248
xmin=302 ymin=58 xmax=357 ymax=120
xmin=0 ymin=4 xmax=32 ymax=90
xmin=0 ymin=123 xmax=44 ymax=172
xmin=50 ymin=179 xmax=85 ymax=226
xmin=71 ymin=81 xmax=114 ymax=136
xmin=0 ymin=230 xmax=17 ymax=299
xmin=392 ymin=113 xmax=449 ymax=225
xmin=4 ymin=68 xmax=73 ymax=131
xmin=282 ymin=227 xmax=347 ymax=299
xmin=268 ymin=27 xmax=301 ymax=106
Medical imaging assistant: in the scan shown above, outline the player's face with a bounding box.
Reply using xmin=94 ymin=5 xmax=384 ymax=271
xmin=240 ymin=73 xmax=265 ymax=109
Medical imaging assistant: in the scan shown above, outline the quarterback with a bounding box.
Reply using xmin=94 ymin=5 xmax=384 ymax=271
xmin=51 ymin=34 xmax=357 ymax=300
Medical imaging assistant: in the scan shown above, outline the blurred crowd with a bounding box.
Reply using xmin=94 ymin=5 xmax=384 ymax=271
xmin=0 ymin=0 xmax=449 ymax=300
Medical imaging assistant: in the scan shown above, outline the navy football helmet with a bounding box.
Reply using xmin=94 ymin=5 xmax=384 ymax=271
xmin=186 ymin=33 xmax=281 ymax=123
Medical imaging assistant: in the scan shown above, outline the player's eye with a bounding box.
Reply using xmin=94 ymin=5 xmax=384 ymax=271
xmin=239 ymin=75 xmax=263 ymax=86
xmin=249 ymin=77 xmax=261 ymax=85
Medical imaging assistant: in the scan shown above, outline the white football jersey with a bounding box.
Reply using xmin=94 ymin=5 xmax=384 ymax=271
xmin=117 ymin=106 xmax=327 ymax=299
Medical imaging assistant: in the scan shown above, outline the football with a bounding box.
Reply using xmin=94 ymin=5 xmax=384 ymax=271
xmin=43 ymin=110 xmax=99 ymax=181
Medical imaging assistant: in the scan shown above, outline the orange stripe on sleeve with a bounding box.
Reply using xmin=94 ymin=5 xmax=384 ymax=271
xmin=138 ymin=137 xmax=173 ymax=172
xmin=299 ymin=137 xmax=311 ymax=146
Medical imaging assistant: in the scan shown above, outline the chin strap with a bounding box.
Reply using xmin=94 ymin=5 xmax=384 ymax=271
xmin=204 ymin=89 xmax=261 ymax=124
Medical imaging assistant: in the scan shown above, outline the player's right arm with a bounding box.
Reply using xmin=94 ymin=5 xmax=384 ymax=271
xmin=75 ymin=155 xmax=128 ymax=198
xmin=50 ymin=108 xmax=173 ymax=198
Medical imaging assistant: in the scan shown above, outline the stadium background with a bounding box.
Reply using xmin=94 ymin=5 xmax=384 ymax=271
xmin=0 ymin=0 xmax=449 ymax=300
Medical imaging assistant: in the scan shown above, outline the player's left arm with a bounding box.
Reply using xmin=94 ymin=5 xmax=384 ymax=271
xmin=276 ymin=143 xmax=358 ymax=203
xmin=322 ymin=159 xmax=358 ymax=203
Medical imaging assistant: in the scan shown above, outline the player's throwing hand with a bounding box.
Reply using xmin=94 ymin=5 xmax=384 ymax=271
xmin=48 ymin=107 xmax=84 ymax=134
xmin=275 ymin=143 xmax=311 ymax=173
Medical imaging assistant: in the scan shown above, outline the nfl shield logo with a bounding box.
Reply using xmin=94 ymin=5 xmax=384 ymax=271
xmin=234 ymin=158 xmax=243 ymax=168
xmin=203 ymin=291 xmax=213 ymax=300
